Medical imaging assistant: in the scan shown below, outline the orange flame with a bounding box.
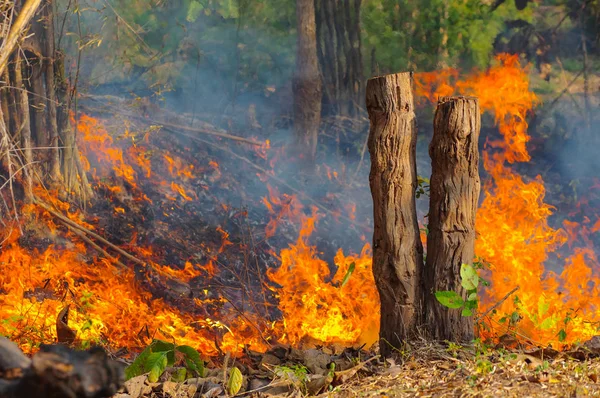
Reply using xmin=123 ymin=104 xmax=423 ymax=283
xmin=414 ymin=54 xmax=600 ymax=347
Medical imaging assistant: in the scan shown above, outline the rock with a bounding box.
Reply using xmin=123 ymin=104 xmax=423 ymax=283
xmin=584 ymin=336 xmax=600 ymax=356
xmin=0 ymin=337 xmax=31 ymax=372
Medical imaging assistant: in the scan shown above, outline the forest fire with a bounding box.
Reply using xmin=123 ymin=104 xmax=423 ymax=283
xmin=419 ymin=54 xmax=600 ymax=347
xmin=0 ymin=53 xmax=597 ymax=360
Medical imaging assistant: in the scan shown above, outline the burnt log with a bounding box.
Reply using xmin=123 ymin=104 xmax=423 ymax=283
xmin=0 ymin=337 xmax=125 ymax=398
xmin=366 ymin=72 xmax=424 ymax=356
xmin=423 ymin=96 xmax=481 ymax=342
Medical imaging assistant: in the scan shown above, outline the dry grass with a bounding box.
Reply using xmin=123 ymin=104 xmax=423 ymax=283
xmin=327 ymin=341 xmax=600 ymax=397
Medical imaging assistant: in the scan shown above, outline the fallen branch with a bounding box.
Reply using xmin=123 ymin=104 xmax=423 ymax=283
xmin=36 ymin=200 xmax=147 ymax=266
xmin=68 ymin=227 xmax=128 ymax=270
xmin=34 ymin=199 xmax=191 ymax=294
xmin=79 ymin=98 xmax=263 ymax=146
xmin=475 ymin=286 xmax=520 ymax=323
xmin=159 ymin=120 xmax=263 ymax=147
xmin=0 ymin=0 xmax=44 ymax=76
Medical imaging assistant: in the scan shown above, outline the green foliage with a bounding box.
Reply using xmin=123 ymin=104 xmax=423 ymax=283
xmin=361 ymin=0 xmax=531 ymax=73
xmin=435 ymin=263 xmax=480 ymax=317
xmin=273 ymin=364 xmax=309 ymax=388
xmin=416 ymin=176 xmax=430 ymax=199
xmin=125 ymin=339 xmax=205 ymax=382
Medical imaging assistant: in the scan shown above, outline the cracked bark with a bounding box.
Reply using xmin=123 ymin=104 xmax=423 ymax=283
xmin=367 ymin=72 xmax=424 ymax=356
xmin=423 ymin=96 xmax=481 ymax=342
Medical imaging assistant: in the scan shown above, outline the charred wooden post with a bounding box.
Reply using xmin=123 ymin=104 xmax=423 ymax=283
xmin=423 ymin=96 xmax=481 ymax=342
xmin=366 ymin=72 xmax=424 ymax=356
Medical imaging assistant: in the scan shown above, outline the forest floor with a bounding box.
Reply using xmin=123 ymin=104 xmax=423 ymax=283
xmin=114 ymin=340 xmax=600 ymax=397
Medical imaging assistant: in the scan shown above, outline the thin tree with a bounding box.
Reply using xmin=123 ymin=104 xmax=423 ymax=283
xmin=293 ymin=0 xmax=322 ymax=166
xmin=0 ymin=0 xmax=91 ymax=225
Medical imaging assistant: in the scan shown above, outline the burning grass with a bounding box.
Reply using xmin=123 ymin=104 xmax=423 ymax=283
xmin=1 ymin=53 xmax=600 ymax=366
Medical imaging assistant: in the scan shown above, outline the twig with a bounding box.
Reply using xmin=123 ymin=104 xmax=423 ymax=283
xmin=220 ymin=293 xmax=272 ymax=348
xmin=352 ymin=129 xmax=369 ymax=180
xmin=475 ymin=286 xmax=520 ymax=322
xmin=36 ymin=199 xmax=149 ymax=267
xmin=160 ymin=121 xmax=263 ymax=146
xmin=546 ymin=70 xmax=584 ymax=112
xmin=0 ymin=0 xmax=43 ymax=76
xmin=79 ymin=99 xmax=263 ymax=146
xmin=68 ymin=227 xmax=128 ymax=270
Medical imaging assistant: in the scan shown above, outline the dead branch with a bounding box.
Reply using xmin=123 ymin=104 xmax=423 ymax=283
xmin=34 ymin=199 xmax=191 ymax=295
xmin=475 ymin=286 xmax=520 ymax=323
xmin=68 ymin=226 xmax=128 ymax=270
xmin=79 ymin=98 xmax=263 ymax=146
xmin=0 ymin=0 xmax=44 ymax=76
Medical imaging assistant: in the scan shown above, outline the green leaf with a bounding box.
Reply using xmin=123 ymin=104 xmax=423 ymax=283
xmin=152 ymin=340 xmax=176 ymax=352
xmin=171 ymin=367 xmax=187 ymax=382
xmin=435 ymin=291 xmax=465 ymax=309
xmin=510 ymin=311 xmax=521 ymax=324
xmin=151 ymin=340 xmax=176 ymax=366
xmin=145 ymin=352 xmax=169 ymax=383
xmin=460 ymin=264 xmax=479 ymax=291
xmin=227 ymin=366 xmax=243 ymax=396
xmin=340 ymin=262 xmax=356 ymax=287
xmin=558 ymin=329 xmax=567 ymax=342
xmin=176 ymin=345 xmax=205 ymax=377
xmin=462 ymin=308 xmax=473 ymax=317
xmin=125 ymin=343 xmax=155 ymax=380
xmin=468 ymin=292 xmax=478 ymax=301
xmin=186 ymin=1 xmax=204 ymax=22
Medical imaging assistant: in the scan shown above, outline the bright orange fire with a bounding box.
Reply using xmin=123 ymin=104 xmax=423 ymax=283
xmin=1 ymin=53 xmax=597 ymax=358
xmin=415 ymin=54 xmax=600 ymax=347
xmin=267 ymin=207 xmax=379 ymax=348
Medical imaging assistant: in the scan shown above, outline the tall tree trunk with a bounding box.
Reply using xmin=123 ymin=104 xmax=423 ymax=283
xmin=43 ymin=0 xmax=62 ymax=183
xmin=14 ymin=55 xmax=34 ymax=201
xmin=367 ymin=72 xmax=424 ymax=356
xmin=293 ymin=0 xmax=322 ymax=166
xmin=423 ymin=96 xmax=480 ymax=342
xmin=316 ymin=0 xmax=364 ymax=116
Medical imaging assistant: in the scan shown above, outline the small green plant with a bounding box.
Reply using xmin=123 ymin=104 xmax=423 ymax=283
xmin=416 ymin=176 xmax=430 ymax=199
xmin=125 ymin=339 xmax=205 ymax=382
xmin=273 ymin=364 xmax=309 ymax=385
xmin=445 ymin=341 xmax=463 ymax=358
xmin=435 ymin=263 xmax=479 ymax=317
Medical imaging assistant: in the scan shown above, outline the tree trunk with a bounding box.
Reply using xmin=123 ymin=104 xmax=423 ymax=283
xmin=315 ymin=0 xmax=363 ymax=116
xmin=423 ymin=96 xmax=481 ymax=342
xmin=367 ymin=72 xmax=424 ymax=356
xmin=293 ymin=0 xmax=322 ymax=166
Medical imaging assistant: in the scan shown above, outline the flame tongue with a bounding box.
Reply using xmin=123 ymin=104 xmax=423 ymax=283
xmin=430 ymin=54 xmax=600 ymax=346
xmin=2 ymin=53 xmax=599 ymax=356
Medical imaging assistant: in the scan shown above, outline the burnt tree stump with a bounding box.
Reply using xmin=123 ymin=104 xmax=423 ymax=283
xmin=0 ymin=337 xmax=125 ymax=398
xmin=366 ymin=72 xmax=424 ymax=355
xmin=423 ymin=96 xmax=481 ymax=342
